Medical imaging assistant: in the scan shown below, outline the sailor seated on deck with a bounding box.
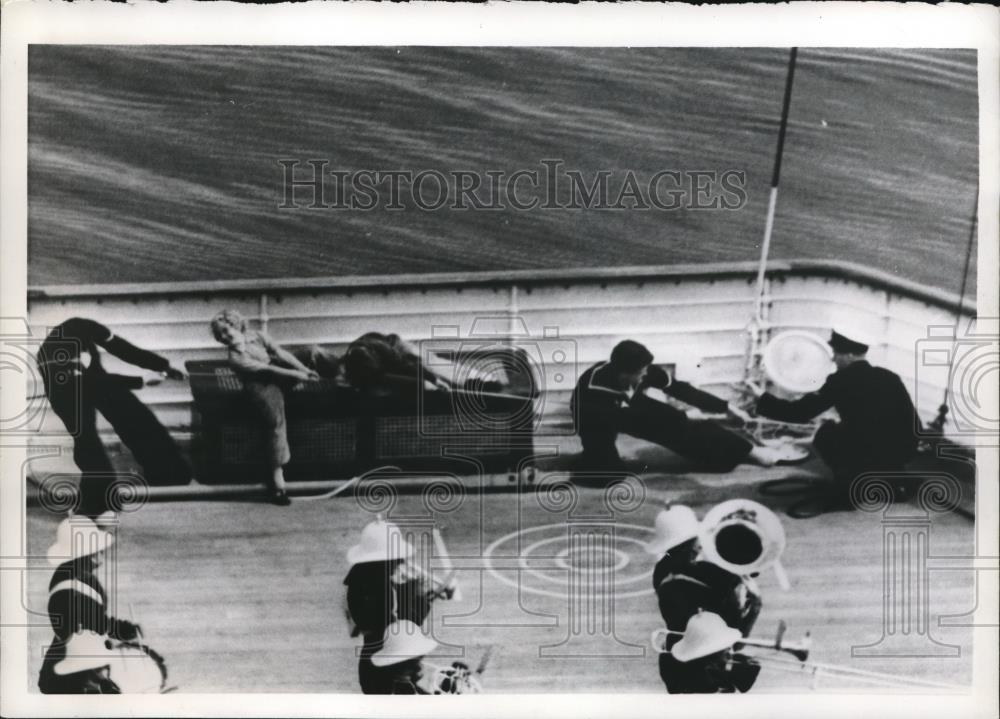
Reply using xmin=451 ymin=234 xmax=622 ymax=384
xmin=210 ymin=309 xmax=342 ymax=506
xmin=750 ymin=328 xmax=919 ymax=511
xmin=570 ymin=340 xmax=798 ymax=473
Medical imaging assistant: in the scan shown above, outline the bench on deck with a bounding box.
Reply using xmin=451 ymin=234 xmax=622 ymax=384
xmin=185 ymin=352 xmax=537 ymax=483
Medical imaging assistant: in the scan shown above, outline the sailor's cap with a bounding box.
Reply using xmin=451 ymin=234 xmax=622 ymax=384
xmin=828 ymin=329 xmax=870 ymax=355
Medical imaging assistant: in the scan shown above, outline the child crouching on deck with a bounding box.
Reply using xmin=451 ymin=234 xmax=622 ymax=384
xmin=210 ymin=309 xmax=340 ymax=505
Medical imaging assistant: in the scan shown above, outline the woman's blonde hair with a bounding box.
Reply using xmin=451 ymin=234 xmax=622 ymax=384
xmin=210 ymin=309 xmax=246 ymax=343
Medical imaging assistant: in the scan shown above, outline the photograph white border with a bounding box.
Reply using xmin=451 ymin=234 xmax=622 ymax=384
xmin=2 ymin=2 xmax=997 ymax=717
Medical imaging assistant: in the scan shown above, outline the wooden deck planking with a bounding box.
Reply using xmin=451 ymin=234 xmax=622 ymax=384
xmin=24 ymin=462 xmax=975 ymax=695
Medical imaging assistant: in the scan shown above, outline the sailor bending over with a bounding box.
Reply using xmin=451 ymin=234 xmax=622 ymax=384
xmin=751 ymin=329 xmax=919 ymax=509
xmin=35 ymin=317 xmax=190 ymax=519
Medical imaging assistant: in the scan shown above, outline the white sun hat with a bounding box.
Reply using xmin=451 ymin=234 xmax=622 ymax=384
xmin=53 ymin=631 xmax=114 ymax=675
xmin=371 ymin=620 xmax=438 ymax=667
xmin=47 ymin=516 xmax=115 ymax=567
xmin=346 ymin=520 xmax=415 ymax=566
xmin=643 ymin=505 xmax=700 ymax=556
xmin=670 ymin=611 xmax=742 ymax=663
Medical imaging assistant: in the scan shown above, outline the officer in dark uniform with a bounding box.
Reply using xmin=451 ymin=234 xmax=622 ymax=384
xmin=571 ymin=340 xmax=791 ymax=473
xmin=752 ymin=329 xmax=920 ymax=508
xmin=36 ymin=317 xmax=190 ymax=518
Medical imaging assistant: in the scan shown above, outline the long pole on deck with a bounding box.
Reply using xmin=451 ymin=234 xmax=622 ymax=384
xmin=753 ymin=46 xmax=798 ymax=321
xmin=745 ymin=47 xmax=798 ymax=386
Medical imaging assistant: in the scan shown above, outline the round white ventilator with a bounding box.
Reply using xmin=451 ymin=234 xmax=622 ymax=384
xmin=762 ymin=330 xmax=834 ymax=394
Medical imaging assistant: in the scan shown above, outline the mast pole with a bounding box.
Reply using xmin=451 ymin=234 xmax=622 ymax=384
xmin=747 ymin=47 xmax=798 ymax=383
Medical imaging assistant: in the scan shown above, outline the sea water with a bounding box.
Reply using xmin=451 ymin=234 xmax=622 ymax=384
xmin=27 ymin=47 xmax=979 ymax=294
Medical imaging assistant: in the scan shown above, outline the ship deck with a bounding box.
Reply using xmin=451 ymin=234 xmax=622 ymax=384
xmin=23 ymin=437 xmax=977 ymax=694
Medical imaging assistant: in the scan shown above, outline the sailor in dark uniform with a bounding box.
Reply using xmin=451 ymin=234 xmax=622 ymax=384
xmin=38 ymin=631 xmax=121 ymax=694
xmin=36 ymin=317 xmax=190 ymax=518
xmin=571 ymin=340 xmax=794 ymax=473
xmin=46 ymin=517 xmax=141 ymax=642
xmin=40 ymin=517 xmax=160 ymax=694
xmin=752 ymin=329 xmax=920 ymax=507
xmin=344 ymin=520 xmax=454 ymax=694
xmin=657 ymin=612 xmax=761 ymax=694
xmin=366 ymin=620 xmax=439 ymax=694
xmin=646 ymin=506 xmax=762 ymax=693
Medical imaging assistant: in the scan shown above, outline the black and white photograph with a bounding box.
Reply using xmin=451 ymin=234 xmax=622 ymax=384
xmin=1 ymin=3 xmax=997 ymax=717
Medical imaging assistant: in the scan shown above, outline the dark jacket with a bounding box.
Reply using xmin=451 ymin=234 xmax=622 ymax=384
xmin=343 ymin=332 xmax=437 ymax=390
xmin=658 ymin=650 xmax=761 ymax=694
xmin=571 ymin=362 xmax=741 ymax=469
xmin=344 ymin=561 xmax=435 ymax=640
xmin=37 ymin=317 xmax=170 ymax=394
xmin=653 ymin=553 xmax=762 ymax=694
xmin=652 ymin=556 xmax=760 ymax=639
xmin=48 ymin=557 xmax=139 ymax=642
xmin=345 ymin=560 xmax=437 ymax=694
xmin=756 ymin=360 xmax=919 ymax=464
xmin=37 ymin=639 xmax=121 ymax=695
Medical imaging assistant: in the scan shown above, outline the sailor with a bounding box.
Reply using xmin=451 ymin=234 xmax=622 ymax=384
xmin=658 ymin=611 xmax=761 ymax=694
xmin=647 ymin=506 xmax=762 ymax=637
xmin=751 ymin=328 xmax=920 ymax=509
xmin=38 ymin=630 xmax=121 ymax=694
xmin=571 ymin=340 xmax=796 ymax=473
xmin=366 ymin=620 xmax=439 ymax=694
xmin=344 ymin=519 xmax=412 ymax=694
xmin=46 ymin=516 xmax=141 ymax=643
xmin=344 ymin=520 xmax=454 ymax=694
xmin=343 ymin=332 xmax=454 ymax=395
xmin=36 ymin=317 xmax=191 ymax=518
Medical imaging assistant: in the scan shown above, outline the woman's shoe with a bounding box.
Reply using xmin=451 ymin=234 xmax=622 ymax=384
xmin=270 ymin=489 xmax=291 ymax=506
